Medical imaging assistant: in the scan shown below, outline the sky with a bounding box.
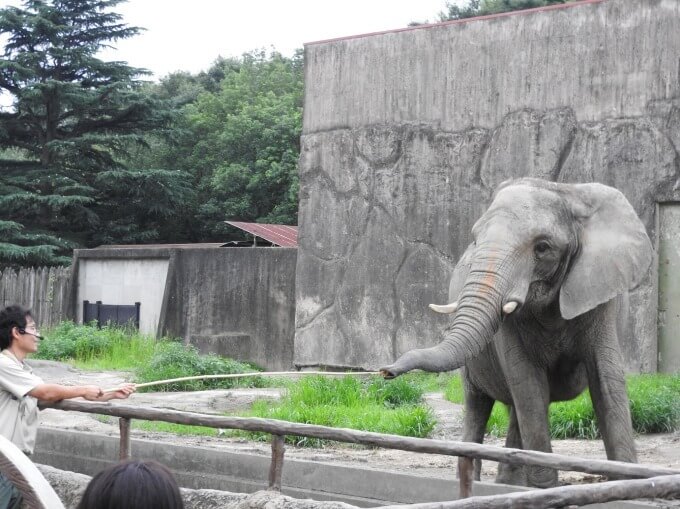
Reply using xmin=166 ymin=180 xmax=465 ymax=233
xmin=0 ymin=0 xmax=454 ymax=80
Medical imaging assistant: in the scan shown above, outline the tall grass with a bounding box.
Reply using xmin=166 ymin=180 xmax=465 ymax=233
xmin=134 ymin=341 xmax=269 ymax=391
xmin=35 ymin=321 xmax=157 ymax=370
xmin=444 ymin=373 xmax=680 ymax=438
xmin=237 ymin=375 xmax=436 ymax=446
xmin=35 ymin=322 xmax=272 ymax=390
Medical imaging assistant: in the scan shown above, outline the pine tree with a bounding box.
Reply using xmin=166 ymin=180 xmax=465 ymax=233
xmin=0 ymin=0 xmax=175 ymax=267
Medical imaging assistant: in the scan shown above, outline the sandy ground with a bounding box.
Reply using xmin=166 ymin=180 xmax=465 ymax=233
xmin=29 ymin=360 xmax=680 ymax=489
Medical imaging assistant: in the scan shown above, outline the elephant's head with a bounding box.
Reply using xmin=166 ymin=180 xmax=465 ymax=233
xmin=381 ymin=178 xmax=652 ymax=378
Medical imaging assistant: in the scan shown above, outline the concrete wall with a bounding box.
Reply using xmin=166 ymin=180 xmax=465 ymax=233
xmin=296 ymin=0 xmax=680 ymax=372
xmin=76 ymin=258 xmax=169 ymax=335
xmin=74 ymin=247 xmax=297 ymax=371
xmin=159 ymin=247 xmax=297 ymax=371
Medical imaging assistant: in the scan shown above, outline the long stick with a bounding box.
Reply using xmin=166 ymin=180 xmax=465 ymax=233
xmin=104 ymin=371 xmax=380 ymax=393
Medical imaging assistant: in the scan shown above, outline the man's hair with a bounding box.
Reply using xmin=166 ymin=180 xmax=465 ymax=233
xmin=77 ymin=460 xmax=184 ymax=509
xmin=0 ymin=305 xmax=31 ymax=351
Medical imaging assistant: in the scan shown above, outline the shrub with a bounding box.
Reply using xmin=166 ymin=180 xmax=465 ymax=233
xmin=135 ymin=341 xmax=268 ymax=391
xmin=35 ymin=321 xmax=157 ymax=370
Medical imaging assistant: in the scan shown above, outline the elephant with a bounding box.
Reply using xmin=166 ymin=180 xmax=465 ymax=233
xmin=380 ymin=178 xmax=653 ymax=488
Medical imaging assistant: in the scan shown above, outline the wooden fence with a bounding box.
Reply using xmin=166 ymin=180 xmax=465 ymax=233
xmin=0 ymin=266 xmax=72 ymax=328
xmin=40 ymin=400 xmax=680 ymax=508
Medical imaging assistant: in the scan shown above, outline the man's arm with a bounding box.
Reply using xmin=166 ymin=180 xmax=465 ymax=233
xmin=28 ymin=383 xmax=135 ymax=402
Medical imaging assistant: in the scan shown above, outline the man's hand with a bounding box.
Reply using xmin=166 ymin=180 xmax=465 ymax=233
xmin=102 ymin=383 xmax=136 ymax=401
xmin=81 ymin=385 xmax=105 ymax=401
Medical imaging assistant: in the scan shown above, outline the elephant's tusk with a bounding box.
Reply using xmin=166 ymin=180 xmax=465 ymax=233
xmin=502 ymin=301 xmax=519 ymax=314
xmin=428 ymin=302 xmax=458 ymax=314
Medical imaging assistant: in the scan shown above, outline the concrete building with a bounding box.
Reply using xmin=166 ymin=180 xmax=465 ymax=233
xmin=295 ymin=0 xmax=680 ymax=373
xmin=71 ymin=244 xmax=297 ymax=371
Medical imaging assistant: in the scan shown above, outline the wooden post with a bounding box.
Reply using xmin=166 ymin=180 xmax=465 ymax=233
xmin=458 ymin=456 xmax=473 ymax=499
xmin=119 ymin=417 xmax=131 ymax=460
xmin=268 ymin=434 xmax=286 ymax=491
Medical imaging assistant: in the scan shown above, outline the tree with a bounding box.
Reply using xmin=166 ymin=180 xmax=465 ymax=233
xmin=439 ymin=0 xmax=575 ymax=20
xmin=0 ymin=0 xmax=177 ymax=266
xmin=152 ymin=50 xmax=303 ymax=241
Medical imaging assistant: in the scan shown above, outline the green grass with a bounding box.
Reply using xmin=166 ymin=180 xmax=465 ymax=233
xmin=233 ymin=375 xmax=436 ymax=446
xmin=135 ymin=341 xmax=271 ymax=391
xmin=35 ymin=321 xmax=158 ymax=370
xmin=444 ymin=373 xmax=680 ymax=439
xmin=133 ymin=421 xmax=218 ymax=437
xmin=35 ymin=322 xmax=275 ymax=390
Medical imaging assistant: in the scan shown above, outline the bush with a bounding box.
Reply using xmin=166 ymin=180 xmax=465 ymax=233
xmin=34 ymin=321 xmax=157 ymax=370
xmin=238 ymin=375 xmax=436 ymax=446
xmin=135 ymin=341 xmax=268 ymax=391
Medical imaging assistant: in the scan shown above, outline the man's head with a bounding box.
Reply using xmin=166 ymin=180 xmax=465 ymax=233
xmin=0 ymin=305 xmax=34 ymax=351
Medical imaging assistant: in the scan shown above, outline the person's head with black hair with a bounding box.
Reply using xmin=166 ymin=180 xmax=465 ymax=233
xmin=0 ymin=305 xmax=32 ymax=351
xmin=77 ymin=460 xmax=184 ymax=509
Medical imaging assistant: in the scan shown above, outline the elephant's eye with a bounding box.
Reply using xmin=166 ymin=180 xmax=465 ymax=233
xmin=534 ymin=241 xmax=551 ymax=255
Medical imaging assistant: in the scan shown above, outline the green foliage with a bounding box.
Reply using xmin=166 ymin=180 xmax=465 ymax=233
xmin=444 ymin=373 xmax=465 ymax=403
xmin=131 ymin=50 xmax=303 ymax=242
xmin=34 ymin=323 xmax=271 ymax=393
xmin=135 ymin=341 xmax=268 ymax=391
xmin=549 ymin=393 xmax=598 ymax=439
xmin=236 ymin=375 xmax=436 ymax=446
xmin=91 ymin=168 xmax=195 ymax=244
xmin=628 ymin=375 xmax=680 ymax=434
xmin=438 ymin=0 xmax=576 ymax=21
xmin=0 ymin=0 xmax=177 ymax=266
xmin=34 ymin=321 xmax=158 ymax=370
xmin=133 ymin=421 xmax=217 ymax=437
xmin=444 ymin=373 xmax=680 ymax=438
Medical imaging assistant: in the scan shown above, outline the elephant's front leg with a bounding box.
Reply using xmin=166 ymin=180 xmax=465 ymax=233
xmin=495 ymin=406 xmax=528 ymax=486
xmin=497 ymin=328 xmax=557 ymax=488
xmin=582 ymin=303 xmax=637 ymax=466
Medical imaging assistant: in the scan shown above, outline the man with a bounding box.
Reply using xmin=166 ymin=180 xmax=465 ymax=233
xmin=0 ymin=305 xmax=135 ymax=508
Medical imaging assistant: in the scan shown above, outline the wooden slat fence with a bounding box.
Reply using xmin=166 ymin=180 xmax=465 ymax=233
xmin=0 ymin=266 xmax=72 ymax=329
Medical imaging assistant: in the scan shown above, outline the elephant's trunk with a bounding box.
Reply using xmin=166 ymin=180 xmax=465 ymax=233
xmin=382 ymin=245 xmax=518 ymax=377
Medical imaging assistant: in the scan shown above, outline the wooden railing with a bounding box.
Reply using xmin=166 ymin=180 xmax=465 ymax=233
xmin=39 ymin=400 xmax=680 ymax=508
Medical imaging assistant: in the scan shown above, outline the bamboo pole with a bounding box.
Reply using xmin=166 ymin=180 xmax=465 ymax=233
xmin=38 ymin=400 xmax=680 ymax=481
xmin=103 ymin=371 xmax=379 ymax=393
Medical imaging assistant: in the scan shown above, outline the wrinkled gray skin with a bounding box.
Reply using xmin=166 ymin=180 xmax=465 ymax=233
xmin=380 ymin=178 xmax=653 ymax=488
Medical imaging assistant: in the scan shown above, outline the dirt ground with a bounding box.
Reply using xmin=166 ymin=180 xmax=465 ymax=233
xmin=30 ymin=360 xmax=680 ymax=488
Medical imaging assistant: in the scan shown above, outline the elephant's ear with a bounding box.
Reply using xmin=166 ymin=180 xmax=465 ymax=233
xmin=449 ymin=242 xmax=475 ymax=301
xmin=559 ymin=183 xmax=653 ymax=320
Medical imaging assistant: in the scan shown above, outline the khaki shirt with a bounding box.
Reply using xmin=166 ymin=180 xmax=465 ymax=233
xmin=0 ymin=351 xmax=43 ymax=454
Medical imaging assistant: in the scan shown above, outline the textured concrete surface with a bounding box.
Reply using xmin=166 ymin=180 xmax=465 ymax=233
xmin=73 ymin=247 xmax=297 ymax=371
xmin=296 ymin=0 xmax=680 ymax=372
xmin=36 ymin=464 xmax=352 ymax=509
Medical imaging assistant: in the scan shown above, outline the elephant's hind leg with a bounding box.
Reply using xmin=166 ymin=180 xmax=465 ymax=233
xmin=495 ymin=406 xmax=528 ymax=486
xmin=461 ymin=386 xmax=494 ymax=481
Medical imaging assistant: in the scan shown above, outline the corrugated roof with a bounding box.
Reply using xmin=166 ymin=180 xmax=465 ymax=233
xmin=225 ymin=222 xmax=298 ymax=247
